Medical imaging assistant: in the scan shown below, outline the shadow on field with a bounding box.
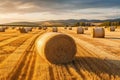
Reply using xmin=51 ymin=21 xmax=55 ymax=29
xmin=69 ymin=57 xmax=120 ymax=78
xmin=105 ymin=37 xmax=120 ymax=40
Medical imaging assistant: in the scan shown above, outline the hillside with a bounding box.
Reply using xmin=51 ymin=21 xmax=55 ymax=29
xmin=1 ymin=18 xmax=120 ymax=26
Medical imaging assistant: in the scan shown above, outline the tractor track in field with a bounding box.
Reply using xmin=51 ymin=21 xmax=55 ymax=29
xmin=0 ymin=34 xmax=34 ymax=63
xmin=7 ymin=30 xmax=48 ymax=80
xmin=0 ymin=35 xmax=20 ymax=42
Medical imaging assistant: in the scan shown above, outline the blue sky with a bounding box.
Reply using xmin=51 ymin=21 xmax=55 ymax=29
xmin=0 ymin=0 xmax=120 ymax=23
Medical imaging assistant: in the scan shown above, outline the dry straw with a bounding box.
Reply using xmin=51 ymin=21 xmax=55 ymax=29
xmin=35 ymin=32 xmax=77 ymax=64
xmin=77 ymin=27 xmax=84 ymax=34
xmin=52 ymin=27 xmax=58 ymax=32
xmin=92 ymin=27 xmax=105 ymax=38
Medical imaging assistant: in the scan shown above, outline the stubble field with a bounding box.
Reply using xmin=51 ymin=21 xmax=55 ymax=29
xmin=0 ymin=27 xmax=120 ymax=80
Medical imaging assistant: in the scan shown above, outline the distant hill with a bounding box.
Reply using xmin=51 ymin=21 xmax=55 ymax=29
xmin=2 ymin=18 xmax=120 ymax=26
xmin=3 ymin=22 xmax=39 ymax=26
xmin=36 ymin=18 xmax=120 ymax=26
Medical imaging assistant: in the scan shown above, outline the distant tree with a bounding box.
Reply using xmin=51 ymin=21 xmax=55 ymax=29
xmin=75 ymin=22 xmax=80 ymax=26
xmin=80 ymin=22 xmax=85 ymax=26
xmin=101 ymin=21 xmax=111 ymax=27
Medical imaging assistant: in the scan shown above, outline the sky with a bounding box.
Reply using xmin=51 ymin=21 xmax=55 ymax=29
xmin=0 ymin=0 xmax=120 ymax=23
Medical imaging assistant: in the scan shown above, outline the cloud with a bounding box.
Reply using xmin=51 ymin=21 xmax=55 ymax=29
xmin=0 ymin=0 xmax=120 ymax=14
xmin=0 ymin=0 xmax=120 ymax=23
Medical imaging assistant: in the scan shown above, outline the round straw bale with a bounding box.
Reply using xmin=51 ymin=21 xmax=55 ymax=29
xmin=84 ymin=27 xmax=88 ymax=30
xmin=77 ymin=27 xmax=84 ymax=34
xmin=43 ymin=27 xmax=47 ymax=30
xmin=0 ymin=27 xmax=5 ymax=32
xmin=69 ymin=27 xmax=72 ymax=30
xmin=109 ymin=26 xmax=115 ymax=31
xmin=92 ymin=27 xmax=105 ymax=38
xmin=35 ymin=32 xmax=77 ymax=64
xmin=19 ymin=27 xmax=29 ymax=33
xmin=52 ymin=27 xmax=58 ymax=32
xmin=25 ymin=27 xmax=32 ymax=32
xmin=64 ymin=27 xmax=67 ymax=29
xmin=11 ymin=27 xmax=15 ymax=29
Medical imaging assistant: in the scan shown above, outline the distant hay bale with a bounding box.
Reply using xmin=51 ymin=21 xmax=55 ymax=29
xmin=92 ymin=27 xmax=105 ymax=38
xmin=77 ymin=27 xmax=84 ymax=34
xmin=35 ymin=32 xmax=77 ymax=64
xmin=84 ymin=27 xmax=88 ymax=30
xmin=52 ymin=27 xmax=58 ymax=32
xmin=3 ymin=26 xmax=8 ymax=29
xmin=64 ymin=27 xmax=67 ymax=29
xmin=19 ymin=27 xmax=28 ymax=33
xmin=38 ymin=26 xmax=42 ymax=30
xmin=109 ymin=26 xmax=115 ymax=31
xmin=104 ymin=26 xmax=107 ymax=28
xmin=11 ymin=27 xmax=15 ymax=29
xmin=19 ymin=27 xmax=32 ymax=33
xmin=69 ymin=27 xmax=72 ymax=30
xmin=0 ymin=27 xmax=5 ymax=32
xmin=43 ymin=27 xmax=47 ymax=30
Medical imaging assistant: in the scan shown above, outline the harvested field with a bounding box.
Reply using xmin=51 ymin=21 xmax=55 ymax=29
xmin=0 ymin=27 xmax=120 ymax=80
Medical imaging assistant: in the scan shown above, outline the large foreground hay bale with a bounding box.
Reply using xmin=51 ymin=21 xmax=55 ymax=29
xmin=52 ymin=27 xmax=58 ymax=32
xmin=0 ymin=27 xmax=5 ymax=32
xmin=109 ymin=26 xmax=115 ymax=31
xmin=35 ymin=32 xmax=77 ymax=64
xmin=92 ymin=27 xmax=105 ymax=38
xmin=77 ymin=27 xmax=84 ymax=34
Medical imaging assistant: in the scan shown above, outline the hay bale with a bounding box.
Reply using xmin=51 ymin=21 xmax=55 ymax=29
xmin=64 ymin=27 xmax=67 ymax=29
xmin=69 ymin=27 xmax=72 ymax=30
xmin=77 ymin=27 xmax=84 ymax=34
xmin=0 ymin=27 xmax=5 ymax=32
xmin=35 ymin=32 xmax=77 ymax=64
xmin=43 ymin=27 xmax=47 ymax=30
xmin=19 ymin=27 xmax=32 ymax=33
xmin=92 ymin=27 xmax=105 ymax=38
xmin=84 ymin=27 xmax=88 ymax=30
xmin=38 ymin=26 xmax=42 ymax=30
xmin=19 ymin=27 xmax=28 ymax=33
xmin=52 ymin=27 xmax=58 ymax=32
xmin=25 ymin=27 xmax=32 ymax=32
xmin=11 ymin=27 xmax=15 ymax=29
xmin=109 ymin=26 xmax=115 ymax=31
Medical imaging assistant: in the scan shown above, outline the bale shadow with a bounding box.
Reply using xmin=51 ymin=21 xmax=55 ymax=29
xmin=105 ymin=37 xmax=120 ymax=40
xmin=67 ymin=56 xmax=120 ymax=78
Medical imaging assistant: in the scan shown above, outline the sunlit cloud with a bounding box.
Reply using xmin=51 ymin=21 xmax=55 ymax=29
xmin=0 ymin=0 xmax=120 ymax=23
